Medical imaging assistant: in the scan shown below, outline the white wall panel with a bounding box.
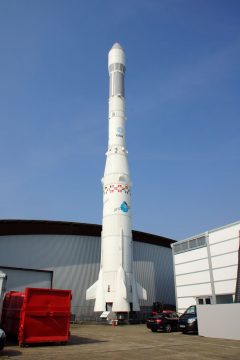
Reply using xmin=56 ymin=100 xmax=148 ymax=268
xmin=211 ymin=252 xmax=238 ymax=268
xmin=210 ymin=238 xmax=239 ymax=256
xmin=176 ymin=283 xmax=212 ymax=298
xmin=174 ymin=247 xmax=208 ymax=265
xmin=209 ymin=224 xmax=240 ymax=244
xmin=213 ymin=266 xmax=238 ymax=282
xmin=197 ymin=304 xmax=240 ymax=340
xmin=214 ymin=280 xmax=236 ymax=294
xmin=177 ymin=297 xmax=196 ymax=312
xmin=176 ymin=271 xmax=210 ymax=286
xmin=175 ymin=258 xmax=209 ymax=275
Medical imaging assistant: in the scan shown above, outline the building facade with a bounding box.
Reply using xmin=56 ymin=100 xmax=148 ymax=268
xmin=171 ymin=221 xmax=240 ymax=313
xmin=0 ymin=220 xmax=176 ymax=321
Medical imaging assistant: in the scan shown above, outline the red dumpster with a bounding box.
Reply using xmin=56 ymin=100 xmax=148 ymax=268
xmin=1 ymin=288 xmax=71 ymax=346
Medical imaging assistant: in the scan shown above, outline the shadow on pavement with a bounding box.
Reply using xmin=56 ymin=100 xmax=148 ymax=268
xmin=2 ymin=335 xmax=107 ymax=349
xmin=69 ymin=335 xmax=108 ymax=345
xmin=0 ymin=349 xmax=22 ymax=357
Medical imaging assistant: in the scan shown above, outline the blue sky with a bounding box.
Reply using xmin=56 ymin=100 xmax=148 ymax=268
xmin=0 ymin=0 xmax=239 ymax=239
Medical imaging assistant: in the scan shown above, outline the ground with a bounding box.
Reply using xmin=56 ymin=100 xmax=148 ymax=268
xmin=1 ymin=324 xmax=240 ymax=360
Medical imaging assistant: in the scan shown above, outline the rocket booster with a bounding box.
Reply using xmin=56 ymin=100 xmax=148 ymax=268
xmin=86 ymin=43 xmax=147 ymax=312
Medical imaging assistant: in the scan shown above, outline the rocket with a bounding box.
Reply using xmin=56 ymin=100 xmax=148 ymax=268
xmin=86 ymin=43 xmax=147 ymax=313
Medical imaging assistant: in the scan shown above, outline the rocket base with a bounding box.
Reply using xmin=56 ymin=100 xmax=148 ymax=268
xmin=86 ymin=267 xmax=147 ymax=313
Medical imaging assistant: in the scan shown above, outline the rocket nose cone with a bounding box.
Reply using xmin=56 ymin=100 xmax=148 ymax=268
xmin=108 ymin=42 xmax=125 ymax=66
xmin=111 ymin=42 xmax=123 ymax=50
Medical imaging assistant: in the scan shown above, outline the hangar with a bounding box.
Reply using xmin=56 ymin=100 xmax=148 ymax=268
xmin=0 ymin=219 xmax=176 ymax=321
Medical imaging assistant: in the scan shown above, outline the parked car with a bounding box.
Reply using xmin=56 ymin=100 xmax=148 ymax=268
xmin=178 ymin=305 xmax=198 ymax=334
xmin=146 ymin=310 xmax=179 ymax=333
xmin=0 ymin=329 xmax=6 ymax=351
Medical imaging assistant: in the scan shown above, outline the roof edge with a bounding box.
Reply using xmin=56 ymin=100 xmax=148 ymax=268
xmin=0 ymin=219 xmax=176 ymax=248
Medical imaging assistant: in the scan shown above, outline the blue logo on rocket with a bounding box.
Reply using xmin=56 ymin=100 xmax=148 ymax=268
xmin=120 ymin=201 xmax=129 ymax=213
xmin=116 ymin=127 xmax=124 ymax=138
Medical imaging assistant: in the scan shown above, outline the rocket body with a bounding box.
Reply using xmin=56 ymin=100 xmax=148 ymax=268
xmin=86 ymin=43 xmax=147 ymax=312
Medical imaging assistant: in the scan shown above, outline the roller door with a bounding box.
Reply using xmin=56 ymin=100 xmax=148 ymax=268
xmin=0 ymin=267 xmax=52 ymax=291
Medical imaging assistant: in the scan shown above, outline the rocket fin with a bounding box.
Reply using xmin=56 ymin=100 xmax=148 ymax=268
xmin=86 ymin=269 xmax=106 ymax=312
xmin=112 ymin=266 xmax=130 ymax=312
xmin=131 ymin=274 xmax=140 ymax=311
xmin=136 ymin=281 xmax=147 ymax=301
xmin=131 ymin=273 xmax=147 ymax=311
xmin=94 ymin=268 xmax=106 ymax=312
xmin=86 ymin=281 xmax=98 ymax=300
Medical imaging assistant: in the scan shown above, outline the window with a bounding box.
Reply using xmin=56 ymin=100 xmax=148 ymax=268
xmin=196 ymin=297 xmax=212 ymax=305
xmin=186 ymin=306 xmax=196 ymax=314
xmin=216 ymin=294 xmax=233 ymax=304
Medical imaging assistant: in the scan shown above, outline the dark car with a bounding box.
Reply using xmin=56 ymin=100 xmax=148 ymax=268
xmin=178 ymin=305 xmax=198 ymax=334
xmin=0 ymin=329 xmax=6 ymax=351
xmin=146 ymin=310 xmax=179 ymax=333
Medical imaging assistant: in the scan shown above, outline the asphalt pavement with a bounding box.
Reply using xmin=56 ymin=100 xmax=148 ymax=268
xmin=1 ymin=324 xmax=240 ymax=360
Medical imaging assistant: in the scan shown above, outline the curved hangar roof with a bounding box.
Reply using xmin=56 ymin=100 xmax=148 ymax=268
xmin=0 ymin=220 xmax=175 ymax=248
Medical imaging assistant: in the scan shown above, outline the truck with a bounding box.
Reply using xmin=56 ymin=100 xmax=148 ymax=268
xmin=0 ymin=271 xmax=7 ymax=350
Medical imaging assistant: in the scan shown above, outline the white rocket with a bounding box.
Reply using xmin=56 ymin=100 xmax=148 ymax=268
xmin=86 ymin=43 xmax=147 ymax=313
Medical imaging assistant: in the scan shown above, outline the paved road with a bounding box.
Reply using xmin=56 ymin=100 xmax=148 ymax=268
xmin=1 ymin=324 xmax=240 ymax=360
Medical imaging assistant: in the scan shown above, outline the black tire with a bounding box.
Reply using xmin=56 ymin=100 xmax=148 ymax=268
xmin=0 ymin=341 xmax=5 ymax=351
xmin=165 ymin=324 xmax=172 ymax=333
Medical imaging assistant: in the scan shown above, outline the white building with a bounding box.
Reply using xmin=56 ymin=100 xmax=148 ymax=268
xmin=0 ymin=219 xmax=176 ymax=321
xmin=171 ymin=221 xmax=240 ymax=313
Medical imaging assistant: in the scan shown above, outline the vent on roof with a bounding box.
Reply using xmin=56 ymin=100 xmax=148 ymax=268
xmin=173 ymin=236 xmax=206 ymax=255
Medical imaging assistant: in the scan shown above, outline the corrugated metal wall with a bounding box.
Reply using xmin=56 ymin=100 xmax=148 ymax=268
xmin=0 ymin=234 xmax=175 ymax=320
xmin=133 ymin=242 xmax=175 ymax=306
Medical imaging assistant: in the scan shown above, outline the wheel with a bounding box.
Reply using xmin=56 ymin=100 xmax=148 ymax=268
xmin=165 ymin=324 xmax=172 ymax=333
xmin=0 ymin=338 xmax=6 ymax=351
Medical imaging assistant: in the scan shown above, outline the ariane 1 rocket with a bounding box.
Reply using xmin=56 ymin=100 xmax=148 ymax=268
xmin=86 ymin=43 xmax=147 ymax=313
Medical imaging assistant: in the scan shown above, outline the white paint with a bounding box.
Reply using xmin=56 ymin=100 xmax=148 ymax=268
xmin=172 ymin=221 xmax=240 ymax=312
xmin=197 ymin=304 xmax=240 ymax=340
xmin=211 ymin=252 xmax=238 ymax=268
xmin=177 ymin=297 xmax=196 ymax=311
xmin=86 ymin=43 xmax=147 ymax=312
xmin=175 ymin=258 xmax=209 ymax=275
xmin=213 ymin=265 xmax=238 ymax=282
xmin=175 ymin=247 xmax=208 ymax=264
xmin=210 ymin=237 xmax=239 ymax=256
xmin=0 ymin=271 xmax=7 ymax=322
xmin=214 ymin=280 xmax=236 ymax=294
xmin=176 ymin=270 xmax=211 ymax=286
xmin=209 ymin=223 xmax=240 ymax=244
xmin=176 ymin=283 xmax=212 ymax=298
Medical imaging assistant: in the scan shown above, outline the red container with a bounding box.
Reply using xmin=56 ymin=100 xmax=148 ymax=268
xmin=1 ymin=288 xmax=71 ymax=346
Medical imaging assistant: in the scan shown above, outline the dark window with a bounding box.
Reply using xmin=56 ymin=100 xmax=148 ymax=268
xmin=205 ymin=298 xmax=211 ymax=304
xmin=186 ymin=306 xmax=196 ymax=314
xmin=198 ymin=299 xmax=204 ymax=305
